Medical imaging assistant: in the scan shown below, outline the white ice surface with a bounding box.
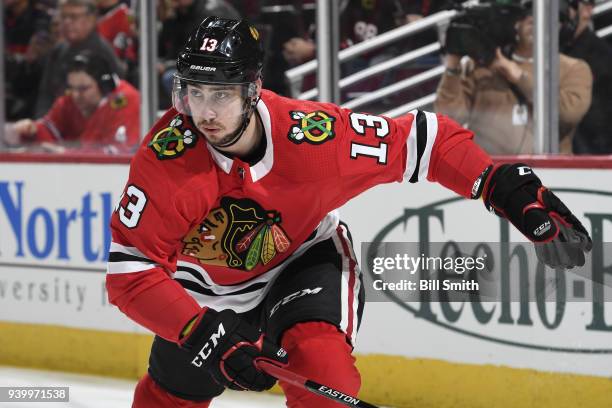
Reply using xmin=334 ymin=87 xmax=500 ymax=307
xmin=0 ymin=366 xmax=287 ymax=408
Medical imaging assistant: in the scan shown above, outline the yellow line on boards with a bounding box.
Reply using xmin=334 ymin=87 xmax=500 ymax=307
xmin=0 ymin=322 xmax=152 ymax=379
xmin=1 ymin=322 xmax=610 ymax=408
xmin=356 ymin=355 xmax=612 ymax=408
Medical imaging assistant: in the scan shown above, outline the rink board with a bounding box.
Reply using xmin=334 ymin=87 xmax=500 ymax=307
xmin=0 ymin=158 xmax=611 ymax=407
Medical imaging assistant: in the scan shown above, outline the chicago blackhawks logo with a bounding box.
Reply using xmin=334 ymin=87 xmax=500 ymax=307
xmin=182 ymin=197 xmax=291 ymax=271
xmin=288 ymin=111 xmax=335 ymax=145
xmin=149 ymin=116 xmax=196 ymax=160
xmin=110 ymin=93 xmax=128 ymax=110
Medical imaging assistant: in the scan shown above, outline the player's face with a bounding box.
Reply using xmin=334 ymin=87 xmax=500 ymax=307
xmin=67 ymin=71 xmax=103 ymax=117
xmin=186 ymin=83 xmax=248 ymax=146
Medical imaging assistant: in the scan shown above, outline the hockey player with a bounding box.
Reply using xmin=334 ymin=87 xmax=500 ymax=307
xmin=106 ymin=17 xmax=592 ymax=408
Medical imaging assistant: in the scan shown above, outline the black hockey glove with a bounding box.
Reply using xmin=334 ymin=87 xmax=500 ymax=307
xmin=180 ymin=308 xmax=288 ymax=391
xmin=482 ymin=163 xmax=592 ymax=269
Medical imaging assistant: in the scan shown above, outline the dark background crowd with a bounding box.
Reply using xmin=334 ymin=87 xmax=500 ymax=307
xmin=3 ymin=0 xmax=612 ymax=155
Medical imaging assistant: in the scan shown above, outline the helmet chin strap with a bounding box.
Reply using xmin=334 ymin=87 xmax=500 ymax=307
xmin=212 ymin=95 xmax=259 ymax=149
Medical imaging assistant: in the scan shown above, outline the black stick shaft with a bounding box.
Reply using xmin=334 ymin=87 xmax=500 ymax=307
xmin=256 ymin=361 xmax=381 ymax=408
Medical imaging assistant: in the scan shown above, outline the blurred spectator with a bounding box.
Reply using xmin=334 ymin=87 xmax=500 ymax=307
xmin=339 ymin=0 xmax=405 ymax=48
xmin=403 ymin=0 xmax=448 ymax=25
xmin=4 ymin=0 xmax=54 ymax=119
xmin=338 ymin=0 xmax=413 ymax=103
xmin=158 ymin=0 xmax=240 ymax=100
xmin=390 ymin=0 xmax=450 ymax=104
xmin=254 ymin=0 xmax=315 ymax=95
xmin=276 ymin=0 xmax=315 ymax=67
xmin=563 ymin=0 xmax=612 ymax=154
xmin=282 ymin=36 xmax=315 ymax=67
xmin=96 ymin=0 xmax=137 ymax=73
xmin=209 ymin=1 xmax=313 ymax=95
xmin=278 ymin=0 xmax=409 ymax=96
xmin=338 ymin=0 xmax=407 ymax=75
xmin=34 ymin=0 xmax=125 ymax=118
xmin=4 ymin=51 xmax=140 ymax=154
xmin=4 ymin=0 xmax=52 ymax=55
xmin=435 ymin=7 xmax=592 ymax=154
xmin=228 ymin=0 xmax=260 ymax=20
xmin=401 ymin=0 xmax=449 ymax=53
xmin=157 ymin=0 xmax=175 ymax=22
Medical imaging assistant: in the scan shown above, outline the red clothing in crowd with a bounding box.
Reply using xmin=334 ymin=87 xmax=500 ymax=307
xmin=34 ymin=79 xmax=140 ymax=152
xmin=97 ymin=3 xmax=137 ymax=63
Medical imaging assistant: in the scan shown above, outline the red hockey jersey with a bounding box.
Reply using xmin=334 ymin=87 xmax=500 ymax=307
xmin=106 ymin=89 xmax=492 ymax=342
xmin=33 ymin=80 xmax=140 ymax=153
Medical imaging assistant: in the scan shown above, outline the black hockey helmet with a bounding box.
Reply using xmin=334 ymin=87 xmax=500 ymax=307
xmin=173 ymin=16 xmax=264 ymax=149
xmin=176 ymin=16 xmax=264 ymax=84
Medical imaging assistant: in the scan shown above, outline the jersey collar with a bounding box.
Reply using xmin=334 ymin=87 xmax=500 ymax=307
xmin=206 ymin=98 xmax=274 ymax=182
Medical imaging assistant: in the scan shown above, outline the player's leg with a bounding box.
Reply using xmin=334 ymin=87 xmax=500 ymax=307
xmin=263 ymin=223 xmax=365 ymax=408
xmin=279 ymin=321 xmax=361 ymax=408
xmin=132 ymin=373 xmax=212 ymax=408
xmin=131 ymin=289 xmax=269 ymax=407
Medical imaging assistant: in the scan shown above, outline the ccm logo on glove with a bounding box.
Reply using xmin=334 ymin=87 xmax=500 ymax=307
xmin=517 ymin=166 xmax=532 ymax=176
xmin=180 ymin=308 xmax=288 ymax=391
xmin=533 ymin=220 xmax=551 ymax=237
xmin=191 ymin=322 xmax=226 ymax=368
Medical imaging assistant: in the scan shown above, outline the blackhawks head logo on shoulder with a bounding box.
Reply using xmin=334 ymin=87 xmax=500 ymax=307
xmin=288 ymin=110 xmax=335 ymax=145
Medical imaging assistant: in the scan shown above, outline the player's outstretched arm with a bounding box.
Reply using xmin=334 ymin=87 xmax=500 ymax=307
xmin=424 ymin=114 xmax=591 ymax=269
xmin=179 ymin=308 xmax=288 ymax=391
xmin=480 ymin=163 xmax=592 ymax=269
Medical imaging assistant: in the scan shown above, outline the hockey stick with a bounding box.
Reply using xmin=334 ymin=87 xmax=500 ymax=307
xmin=256 ymin=360 xmax=380 ymax=408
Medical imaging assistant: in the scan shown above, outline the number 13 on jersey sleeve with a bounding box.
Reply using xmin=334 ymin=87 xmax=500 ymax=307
xmin=335 ymin=109 xmax=490 ymax=203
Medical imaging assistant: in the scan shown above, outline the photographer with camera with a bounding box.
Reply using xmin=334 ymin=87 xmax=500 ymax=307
xmin=435 ymin=0 xmax=592 ymax=154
